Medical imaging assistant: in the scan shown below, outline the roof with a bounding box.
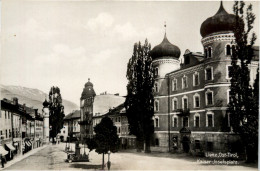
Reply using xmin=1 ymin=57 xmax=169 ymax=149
xmin=200 ymin=1 xmax=236 ymax=37
xmin=151 ymin=33 xmax=181 ymax=60
xmin=64 ymin=110 xmax=80 ymax=120
xmin=93 ymin=103 xmax=125 ymax=118
xmin=93 ymin=94 xmax=125 ymax=116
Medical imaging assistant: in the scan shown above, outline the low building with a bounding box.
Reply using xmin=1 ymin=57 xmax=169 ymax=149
xmin=0 ymin=97 xmax=44 ymax=161
xmin=93 ymin=103 xmax=136 ymax=149
xmin=64 ymin=110 xmax=80 ymax=141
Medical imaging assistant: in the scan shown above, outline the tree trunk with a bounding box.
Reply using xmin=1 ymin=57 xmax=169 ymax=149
xmin=144 ymin=136 xmax=151 ymax=153
xmin=136 ymin=140 xmax=143 ymax=152
xmin=102 ymin=153 xmax=104 ymax=169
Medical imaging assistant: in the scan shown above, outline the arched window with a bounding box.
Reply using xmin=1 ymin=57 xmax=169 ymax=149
xmin=206 ymin=111 xmax=214 ymax=127
xmin=208 ymin=47 xmax=212 ymax=58
xmin=154 ymin=116 xmax=159 ymax=127
xmin=155 ymin=82 xmax=159 ymax=92
xmin=226 ymin=44 xmax=231 ymax=55
xmin=194 ymin=113 xmax=200 ymax=127
xmin=154 ymin=67 xmax=159 ymax=77
xmin=204 ymin=47 xmax=208 ymax=58
xmin=172 ymin=78 xmax=177 ymax=91
xmin=172 ymin=115 xmax=178 ymax=127
xmin=205 ymin=89 xmax=214 ymax=106
xmin=172 ymin=98 xmax=178 ymax=111
xmin=154 ymin=100 xmax=159 ymax=112
xmin=182 ymin=95 xmax=188 ymax=110
xmin=193 ymin=93 xmax=200 ymax=108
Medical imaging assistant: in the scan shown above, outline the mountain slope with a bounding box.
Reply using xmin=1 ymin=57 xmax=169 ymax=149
xmin=0 ymin=85 xmax=79 ymax=115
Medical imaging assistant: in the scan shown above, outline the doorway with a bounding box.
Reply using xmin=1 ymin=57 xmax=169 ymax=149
xmin=182 ymin=136 xmax=190 ymax=153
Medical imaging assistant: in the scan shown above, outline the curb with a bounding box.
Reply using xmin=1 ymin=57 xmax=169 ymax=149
xmin=0 ymin=145 xmax=48 ymax=170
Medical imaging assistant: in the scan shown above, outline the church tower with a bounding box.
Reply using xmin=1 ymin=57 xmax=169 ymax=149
xmin=42 ymin=99 xmax=50 ymax=144
xmin=151 ymin=25 xmax=181 ymax=96
xmin=79 ymin=78 xmax=96 ymax=141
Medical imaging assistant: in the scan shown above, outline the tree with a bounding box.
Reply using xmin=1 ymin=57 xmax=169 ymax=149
xmin=86 ymin=117 xmax=119 ymax=169
xmin=124 ymin=39 xmax=154 ymax=152
xmin=228 ymin=1 xmax=258 ymax=163
xmin=49 ymin=86 xmax=65 ymax=142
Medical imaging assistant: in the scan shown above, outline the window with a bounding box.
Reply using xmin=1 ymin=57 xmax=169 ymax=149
xmin=208 ymin=114 xmax=213 ymax=127
xmin=8 ymin=112 xmax=10 ymax=119
xmin=154 ymin=100 xmax=159 ymax=112
xmin=204 ymin=48 xmax=208 ymax=58
xmin=118 ymin=127 xmax=121 ymax=133
xmin=154 ymin=67 xmax=159 ymax=77
xmin=155 ymin=138 xmax=159 ymax=146
xmin=205 ymin=67 xmax=213 ymax=81
xmin=172 ymin=116 xmax=178 ymax=127
xmin=155 ymin=82 xmax=159 ymax=92
xmin=226 ymin=44 xmax=231 ymax=55
xmin=208 ymin=47 xmax=212 ymax=58
xmin=9 ymin=129 xmax=11 ymax=138
xmin=193 ymin=93 xmax=200 ymax=108
xmin=227 ymin=89 xmax=231 ymax=104
xmin=227 ymin=65 xmax=232 ymax=79
xmin=5 ymin=130 xmax=8 ymax=139
xmin=182 ymin=75 xmax=188 ymax=89
xmin=5 ymin=111 xmax=7 ymax=119
xmin=183 ymin=117 xmax=189 ymax=127
xmin=172 ymin=98 xmax=178 ymax=111
xmin=182 ymin=96 xmax=188 ymax=110
xmin=193 ymin=72 xmax=199 ymax=86
xmin=172 ymin=79 xmax=177 ymax=91
xmin=118 ymin=117 xmax=120 ymax=122
xmin=206 ymin=90 xmax=213 ymax=105
xmin=194 ymin=113 xmax=200 ymax=127
xmin=63 ymin=130 xmax=65 ymax=134
xmin=206 ymin=111 xmax=214 ymax=127
xmin=207 ymin=142 xmax=213 ymax=151
xmin=154 ymin=116 xmax=159 ymax=127
xmin=184 ymin=55 xmax=190 ymax=65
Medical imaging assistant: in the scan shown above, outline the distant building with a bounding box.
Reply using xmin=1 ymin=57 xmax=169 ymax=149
xmin=93 ymin=103 xmax=136 ymax=149
xmin=149 ymin=2 xmax=259 ymax=153
xmin=62 ymin=110 xmax=80 ymax=141
xmin=0 ymin=98 xmax=44 ymax=161
xmin=79 ymin=79 xmax=96 ymax=141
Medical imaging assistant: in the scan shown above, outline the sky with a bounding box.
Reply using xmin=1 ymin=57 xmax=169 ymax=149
xmin=1 ymin=0 xmax=259 ymax=105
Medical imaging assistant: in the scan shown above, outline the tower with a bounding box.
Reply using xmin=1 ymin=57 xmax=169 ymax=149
xmin=42 ymin=99 xmax=50 ymax=144
xmin=79 ymin=78 xmax=96 ymax=141
xmin=150 ymin=24 xmax=181 ymax=96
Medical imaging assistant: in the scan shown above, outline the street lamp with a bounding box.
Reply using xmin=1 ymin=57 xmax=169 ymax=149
xmin=107 ymin=150 xmax=111 ymax=170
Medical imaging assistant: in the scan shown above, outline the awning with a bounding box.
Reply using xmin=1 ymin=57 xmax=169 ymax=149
xmin=6 ymin=143 xmax=16 ymax=151
xmin=25 ymin=141 xmax=31 ymax=147
xmin=0 ymin=146 xmax=8 ymax=155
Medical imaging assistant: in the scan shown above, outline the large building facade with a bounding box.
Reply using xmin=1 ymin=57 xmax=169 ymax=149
xmin=150 ymin=2 xmax=259 ymax=154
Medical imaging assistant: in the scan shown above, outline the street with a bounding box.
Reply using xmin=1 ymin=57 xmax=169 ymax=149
xmin=4 ymin=143 xmax=257 ymax=170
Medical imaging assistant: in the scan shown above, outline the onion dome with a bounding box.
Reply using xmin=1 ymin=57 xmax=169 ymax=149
xmin=81 ymin=78 xmax=96 ymax=99
xmin=43 ymin=99 xmax=49 ymax=108
xmin=200 ymin=1 xmax=236 ymax=38
xmin=151 ymin=33 xmax=181 ymax=60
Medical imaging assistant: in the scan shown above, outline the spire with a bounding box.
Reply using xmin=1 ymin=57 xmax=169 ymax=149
xmin=88 ymin=78 xmax=90 ymax=82
xmin=215 ymin=0 xmax=228 ymax=15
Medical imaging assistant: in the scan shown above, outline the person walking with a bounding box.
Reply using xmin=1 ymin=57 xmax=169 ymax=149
xmin=1 ymin=155 xmax=5 ymax=168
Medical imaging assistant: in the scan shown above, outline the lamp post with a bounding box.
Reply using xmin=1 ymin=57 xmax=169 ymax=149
xmin=107 ymin=150 xmax=111 ymax=170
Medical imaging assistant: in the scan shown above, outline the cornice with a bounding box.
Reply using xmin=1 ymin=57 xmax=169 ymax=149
xmin=201 ymin=32 xmax=235 ymax=46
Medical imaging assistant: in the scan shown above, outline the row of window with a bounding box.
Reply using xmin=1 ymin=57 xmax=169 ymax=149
xmin=0 ymin=129 xmax=12 ymax=139
xmin=0 ymin=110 xmax=11 ymax=119
xmin=154 ymin=90 xmax=214 ymax=112
xmin=204 ymin=44 xmax=236 ymax=58
xmin=154 ymin=112 xmax=215 ymax=128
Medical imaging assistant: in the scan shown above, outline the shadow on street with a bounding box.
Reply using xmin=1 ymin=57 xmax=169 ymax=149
xmin=70 ymin=163 xmax=102 ymax=169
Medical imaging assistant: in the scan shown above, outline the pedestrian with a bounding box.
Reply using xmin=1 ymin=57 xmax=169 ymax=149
xmin=1 ymin=155 xmax=5 ymax=168
xmin=107 ymin=161 xmax=111 ymax=170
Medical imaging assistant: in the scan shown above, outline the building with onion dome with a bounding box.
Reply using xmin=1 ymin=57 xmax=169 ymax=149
xmin=150 ymin=2 xmax=259 ymax=154
xmin=79 ymin=78 xmax=96 ymax=141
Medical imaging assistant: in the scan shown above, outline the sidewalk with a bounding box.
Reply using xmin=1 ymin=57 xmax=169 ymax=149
xmin=0 ymin=145 xmax=48 ymax=170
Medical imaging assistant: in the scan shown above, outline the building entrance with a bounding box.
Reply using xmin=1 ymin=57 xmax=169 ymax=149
xmin=182 ymin=136 xmax=190 ymax=153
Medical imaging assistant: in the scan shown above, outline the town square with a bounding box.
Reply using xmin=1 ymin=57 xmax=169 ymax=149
xmin=0 ymin=0 xmax=259 ymax=170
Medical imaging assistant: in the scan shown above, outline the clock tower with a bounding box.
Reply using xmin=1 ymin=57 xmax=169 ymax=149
xmin=79 ymin=78 xmax=96 ymax=141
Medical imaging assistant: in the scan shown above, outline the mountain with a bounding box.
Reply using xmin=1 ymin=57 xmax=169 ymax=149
xmin=0 ymin=84 xmax=79 ymax=115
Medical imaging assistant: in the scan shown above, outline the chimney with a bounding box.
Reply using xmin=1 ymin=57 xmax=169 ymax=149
xmin=12 ymin=97 xmax=18 ymax=105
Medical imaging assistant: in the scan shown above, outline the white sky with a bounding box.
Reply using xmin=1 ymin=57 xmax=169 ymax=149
xmin=1 ymin=0 xmax=259 ymax=105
